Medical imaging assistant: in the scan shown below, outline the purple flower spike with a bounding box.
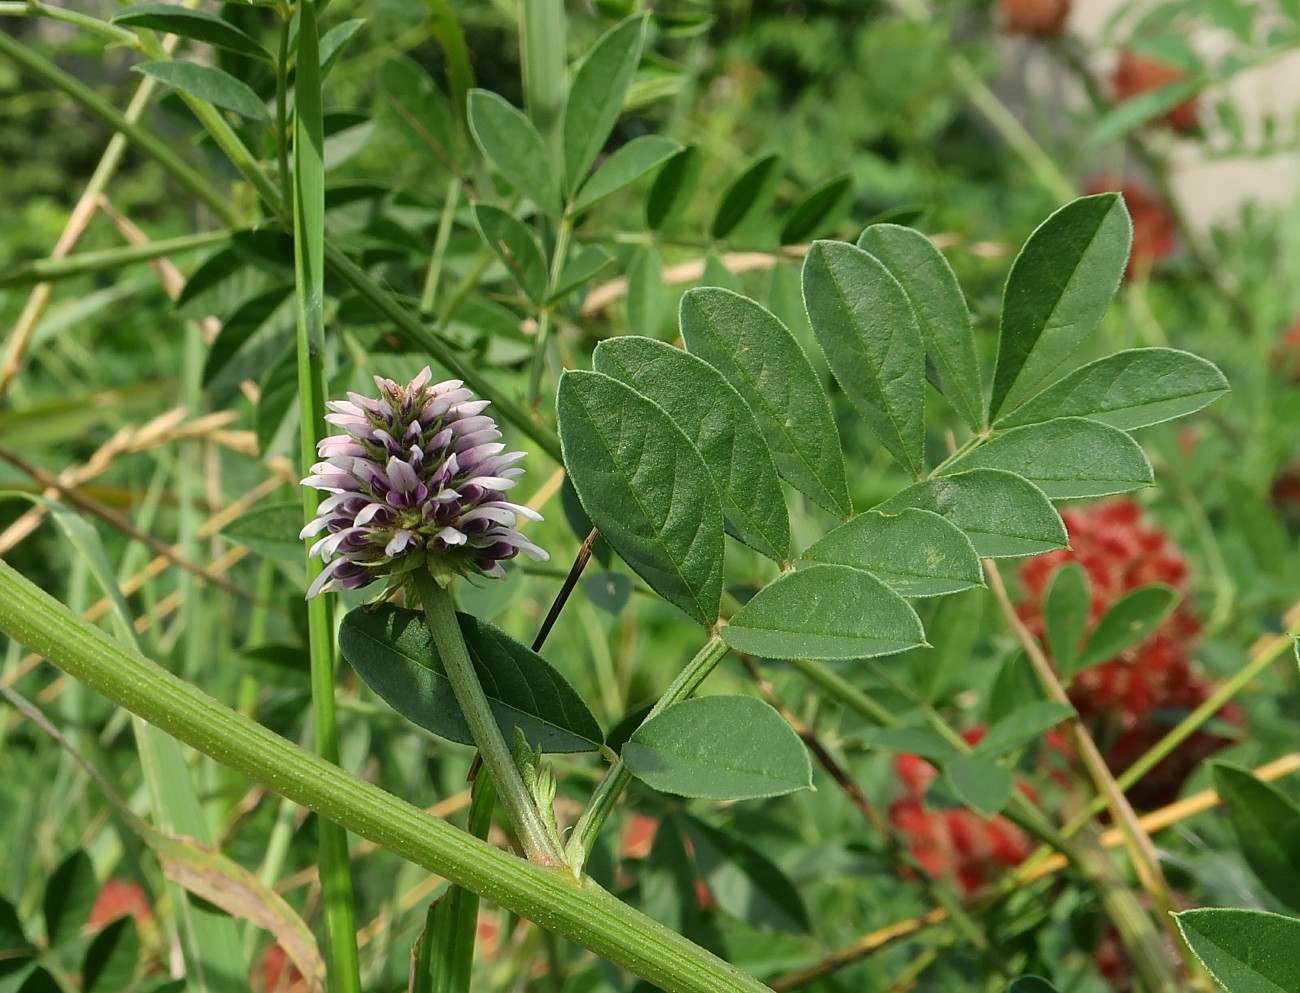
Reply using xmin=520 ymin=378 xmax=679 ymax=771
xmin=300 ymin=369 xmax=548 ymax=597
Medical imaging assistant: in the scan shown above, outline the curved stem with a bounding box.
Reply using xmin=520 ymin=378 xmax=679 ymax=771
xmin=413 ymin=570 xmax=563 ymax=866
xmin=566 ymin=635 xmax=730 ymax=871
xmin=0 ymin=559 xmax=772 ymax=993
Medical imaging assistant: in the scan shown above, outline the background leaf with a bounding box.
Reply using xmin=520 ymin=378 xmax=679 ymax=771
xmin=711 ymin=154 xmax=782 ymax=239
xmin=991 ymin=194 xmax=1132 ymax=419
xmin=802 ymin=508 xmax=982 ymax=596
xmin=468 ymin=90 xmax=561 ymax=216
xmin=939 ymin=417 xmax=1153 ymax=499
xmin=43 ymin=850 xmax=96 ymax=948
xmin=974 ymin=701 xmax=1074 ymax=758
xmin=623 ymin=696 xmax=812 ymax=800
xmin=1211 ymin=764 xmax=1300 ymax=914
xmin=646 ymin=146 xmax=701 ymax=230
xmin=680 ymin=288 xmax=851 ymax=517
xmin=680 ymin=817 xmax=810 ymax=933
xmin=572 ymin=135 xmax=680 ymax=213
xmin=133 ymin=61 xmax=270 ymax=122
xmin=996 ymin=348 xmax=1229 ymax=430
xmin=944 ymin=754 xmax=1015 ymax=817
xmin=563 ymin=16 xmax=647 ymax=188
xmin=339 ymin=604 xmax=604 ymax=752
xmin=557 ymin=370 xmax=724 ymax=625
xmin=721 ymin=564 xmax=924 ymax=661
xmin=594 ymin=335 xmax=790 ymax=562
xmin=781 ymin=175 xmax=854 ymax=245
xmin=82 ymin=918 xmax=140 ymax=993
xmin=1043 ymin=562 xmax=1090 ymax=675
xmin=875 ymin=468 xmax=1067 ymax=558
xmin=1072 ymin=585 xmax=1179 ymax=674
xmin=472 ymin=203 xmax=548 ymax=304
xmin=858 ymin=223 xmax=985 ymax=431
xmin=802 ymin=240 xmax=926 ymax=476
xmin=112 ymin=5 xmax=271 ymax=59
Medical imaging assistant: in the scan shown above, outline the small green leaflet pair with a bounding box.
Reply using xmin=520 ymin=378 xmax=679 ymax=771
xmin=558 ymin=194 xmax=1228 ymax=642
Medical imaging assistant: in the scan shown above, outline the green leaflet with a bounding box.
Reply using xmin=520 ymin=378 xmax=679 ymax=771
xmin=471 ymin=203 xmax=548 ymax=304
xmin=722 ymin=564 xmax=925 ymax=661
xmin=468 ymin=90 xmax=561 ymax=216
xmin=858 ymin=223 xmax=986 ymax=432
xmin=996 ymin=348 xmax=1229 ymax=430
xmin=680 ymin=288 xmax=851 ymax=517
xmin=1175 ymin=908 xmax=1300 ymax=993
xmin=623 ymin=696 xmax=812 ymax=800
xmin=562 ymin=16 xmax=648 ymax=190
xmin=802 ymin=508 xmax=982 ymax=597
xmin=594 ymin=335 xmax=790 ymax=562
xmin=875 ymin=468 xmax=1067 ymax=559
xmin=557 ymin=370 xmax=725 ymax=625
xmin=938 ymin=417 xmax=1152 ymax=500
xmin=803 ymin=240 xmax=926 ymax=477
xmin=991 ymin=194 xmax=1132 ymax=420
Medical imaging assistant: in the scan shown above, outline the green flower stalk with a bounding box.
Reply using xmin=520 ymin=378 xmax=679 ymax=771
xmin=300 ymin=367 xmax=549 ymax=597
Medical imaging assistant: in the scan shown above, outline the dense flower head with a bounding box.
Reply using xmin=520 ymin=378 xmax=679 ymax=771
xmin=1019 ymin=499 xmax=1240 ymax=807
xmin=300 ymin=368 xmax=548 ymax=597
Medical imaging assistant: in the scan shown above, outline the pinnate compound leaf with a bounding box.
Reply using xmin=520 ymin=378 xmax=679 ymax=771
xmin=113 ymin=5 xmax=272 ymax=59
xmin=875 ymin=468 xmax=1067 ymax=559
xmin=781 ymin=175 xmax=854 ymax=245
xmin=44 ymin=851 xmax=96 ymax=948
xmin=802 ymin=508 xmax=982 ymax=597
xmin=680 ymin=817 xmax=810 ymax=933
xmin=996 ymin=348 xmax=1229 ymax=430
xmin=858 ymin=224 xmax=985 ymax=431
xmin=572 ymin=135 xmax=681 ymax=213
xmin=712 ymin=154 xmax=782 ymax=239
xmin=133 ymin=61 xmax=270 ymax=122
xmin=803 ymin=241 xmax=926 ymax=476
xmin=1211 ymin=763 xmax=1300 ymax=914
xmin=563 ymin=16 xmax=647 ymax=189
xmin=471 ymin=204 xmax=548 ymax=304
xmin=623 ymin=696 xmax=812 ymax=800
xmin=339 ymin=604 xmax=603 ymax=752
xmin=939 ymin=417 xmax=1152 ymax=500
xmin=594 ymin=336 xmax=789 ymax=562
xmin=1073 ymin=585 xmax=1178 ymax=674
xmin=557 ymin=371 xmax=724 ymax=625
xmin=722 ymin=564 xmax=924 ymax=661
xmin=82 ymin=918 xmax=140 ymax=993
xmin=991 ymin=194 xmax=1132 ymax=419
xmin=468 ymin=90 xmax=560 ymax=216
xmin=1044 ymin=561 xmax=1090 ymax=675
xmin=944 ymin=754 xmax=1015 ymax=817
xmin=680 ymin=288 xmax=851 ymax=517
xmin=974 ymin=701 xmax=1074 ymax=758
xmin=1175 ymin=908 xmax=1300 ymax=993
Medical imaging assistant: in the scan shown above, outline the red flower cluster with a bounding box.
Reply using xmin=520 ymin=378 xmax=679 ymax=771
xmin=888 ymin=730 xmax=1035 ymax=895
xmin=1273 ymin=318 xmax=1300 ymax=382
xmin=1083 ymin=179 xmax=1177 ymax=278
xmin=1000 ymin=0 xmax=1071 ymax=37
xmin=86 ymin=878 xmax=152 ymax=931
xmin=1112 ymin=51 xmax=1199 ymax=133
xmin=1017 ymin=499 xmax=1240 ymax=808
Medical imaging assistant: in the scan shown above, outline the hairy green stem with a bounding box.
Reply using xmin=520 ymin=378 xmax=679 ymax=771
xmin=0 ymin=560 xmax=770 ymax=993
xmin=413 ymin=571 xmax=563 ymax=865
xmin=566 ymin=635 xmax=730 ymax=871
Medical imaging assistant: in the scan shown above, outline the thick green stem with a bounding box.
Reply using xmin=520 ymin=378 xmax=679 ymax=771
xmin=0 ymin=560 xmax=770 ymax=993
xmin=566 ymin=635 xmax=730 ymax=871
xmin=413 ymin=571 xmax=563 ymax=866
